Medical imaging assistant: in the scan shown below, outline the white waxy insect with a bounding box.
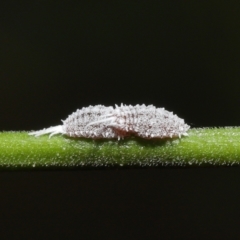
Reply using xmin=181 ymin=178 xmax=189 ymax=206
xmin=29 ymin=104 xmax=190 ymax=140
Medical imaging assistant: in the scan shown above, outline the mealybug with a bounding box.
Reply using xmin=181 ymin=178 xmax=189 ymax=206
xmin=29 ymin=104 xmax=190 ymax=140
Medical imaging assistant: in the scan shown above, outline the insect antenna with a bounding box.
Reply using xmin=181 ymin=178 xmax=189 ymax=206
xmin=29 ymin=125 xmax=64 ymax=138
xmin=86 ymin=115 xmax=116 ymax=127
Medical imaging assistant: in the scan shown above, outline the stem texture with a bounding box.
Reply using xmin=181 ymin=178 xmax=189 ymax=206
xmin=0 ymin=128 xmax=240 ymax=169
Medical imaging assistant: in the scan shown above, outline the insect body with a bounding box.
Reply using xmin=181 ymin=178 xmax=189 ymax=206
xmin=29 ymin=104 xmax=190 ymax=139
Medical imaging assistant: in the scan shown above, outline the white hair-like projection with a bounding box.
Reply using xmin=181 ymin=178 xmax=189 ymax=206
xmin=29 ymin=104 xmax=190 ymax=140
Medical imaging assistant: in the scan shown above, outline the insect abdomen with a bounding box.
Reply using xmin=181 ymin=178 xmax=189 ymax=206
xmin=113 ymin=104 xmax=189 ymax=138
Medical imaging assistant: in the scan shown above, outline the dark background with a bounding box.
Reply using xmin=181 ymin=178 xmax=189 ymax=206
xmin=1 ymin=1 xmax=240 ymax=239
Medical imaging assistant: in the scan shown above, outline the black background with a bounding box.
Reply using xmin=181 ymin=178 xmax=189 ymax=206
xmin=1 ymin=1 xmax=240 ymax=239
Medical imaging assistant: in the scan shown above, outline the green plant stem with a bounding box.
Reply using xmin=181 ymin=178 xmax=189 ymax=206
xmin=0 ymin=127 xmax=240 ymax=169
